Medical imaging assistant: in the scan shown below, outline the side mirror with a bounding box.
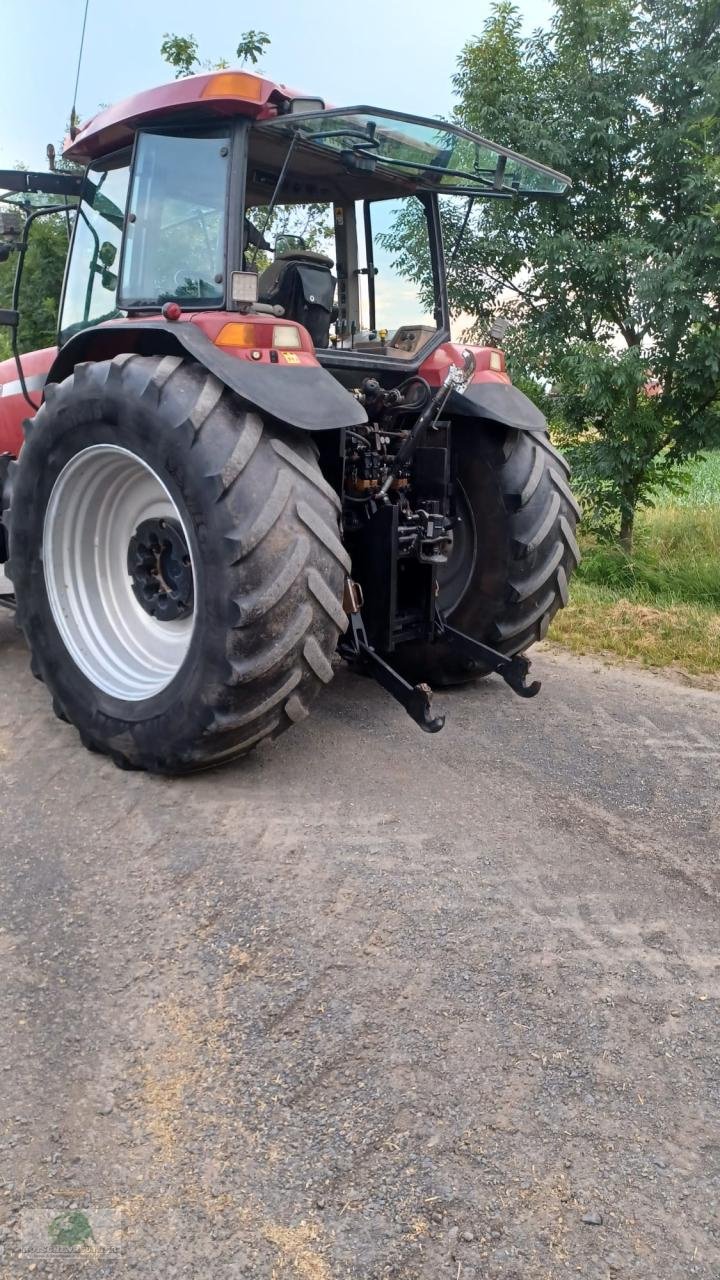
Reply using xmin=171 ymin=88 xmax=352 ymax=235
xmin=0 ymin=309 xmax=19 ymax=327
xmin=274 ymin=234 xmax=306 ymax=259
xmin=98 ymin=240 xmax=117 ymax=267
xmin=0 ymin=211 xmax=22 ymax=261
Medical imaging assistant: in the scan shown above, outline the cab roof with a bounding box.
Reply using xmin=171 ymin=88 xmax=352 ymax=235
xmin=63 ymin=74 xmax=570 ymax=200
xmin=64 ymin=70 xmax=318 ymax=162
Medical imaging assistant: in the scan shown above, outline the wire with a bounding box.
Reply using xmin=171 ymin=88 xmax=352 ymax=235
xmin=393 ymin=376 xmax=431 ymax=412
xmin=11 ymin=328 xmax=39 ymax=411
xmin=70 ymin=0 xmax=91 ymax=136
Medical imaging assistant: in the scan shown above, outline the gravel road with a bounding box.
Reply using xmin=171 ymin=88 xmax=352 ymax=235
xmin=0 ymin=609 xmax=718 ymax=1279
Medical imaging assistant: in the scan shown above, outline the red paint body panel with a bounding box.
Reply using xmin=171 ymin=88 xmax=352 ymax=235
xmin=64 ymin=71 xmax=302 ymax=163
xmin=0 ymin=312 xmax=320 ymax=458
xmin=418 ymin=342 xmax=510 ymax=387
xmin=0 ymin=347 xmax=56 ymax=457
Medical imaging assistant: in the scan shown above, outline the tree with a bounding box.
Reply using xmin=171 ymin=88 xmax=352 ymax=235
xmin=0 ymin=209 xmax=71 ymax=361
xmin=390 ymin=0 xmax=720 ymax=548
xmin=159 ymin=33 xmax=200 ymax=79
xmin=235 ymin=30 xmax=271 ymax=66
xmin=160 ymin=30 xmax=270 ymax=78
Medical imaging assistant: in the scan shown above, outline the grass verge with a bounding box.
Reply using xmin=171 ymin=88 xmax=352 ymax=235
xmin=548 ymin=452 xmax=720 ymax=676
xmin=549 ymin=581 xmax=720 ymax=676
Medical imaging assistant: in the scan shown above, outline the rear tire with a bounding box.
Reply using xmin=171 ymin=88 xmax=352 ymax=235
xmin=395 ymin=425 xmax=580 ymax=685
xmin=5 ymin=354 xmax=349 ymax=773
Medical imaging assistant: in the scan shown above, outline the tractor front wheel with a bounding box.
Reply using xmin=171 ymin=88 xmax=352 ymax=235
xmin=5 ymin=355 xmax=349 ymax=773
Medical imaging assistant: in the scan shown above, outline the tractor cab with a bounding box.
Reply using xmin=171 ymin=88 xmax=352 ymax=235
xmin=46 ymin=84 xmax=568 ymax=372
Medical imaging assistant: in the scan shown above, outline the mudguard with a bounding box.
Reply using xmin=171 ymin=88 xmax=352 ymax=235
xmin=46 ymin=320 xmax=369 ymax=433
xmin=449 ymin=381 xmax=548 ymax=433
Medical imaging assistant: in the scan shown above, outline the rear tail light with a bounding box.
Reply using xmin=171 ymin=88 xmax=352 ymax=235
xmin=215 ymin=321 xmax=305 ymax=351
xmin=201 ymin=72 xmax=264 ymax=101
xmin=215 ymin=323 xmax=256 ymax=348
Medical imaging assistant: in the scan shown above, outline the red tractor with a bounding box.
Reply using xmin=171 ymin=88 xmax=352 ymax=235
xmin=0 ymin=71 xmax=580 ymax=773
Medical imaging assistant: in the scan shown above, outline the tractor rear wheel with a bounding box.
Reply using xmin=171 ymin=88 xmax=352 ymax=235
xmin=5 ymin=354 xmax=349 ymax=773
xmin=395 ymin=424 xmax=580 ymax=685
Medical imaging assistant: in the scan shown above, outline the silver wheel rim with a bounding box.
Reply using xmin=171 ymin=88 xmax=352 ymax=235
xmin=43 ymin=445 xmax=196 ymax=701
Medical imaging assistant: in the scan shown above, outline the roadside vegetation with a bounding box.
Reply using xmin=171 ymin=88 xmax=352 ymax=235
xmin=388 ymin=0 xmax=720 ymax=678
xmin=549 ymin=452 xmax=720 ymax=675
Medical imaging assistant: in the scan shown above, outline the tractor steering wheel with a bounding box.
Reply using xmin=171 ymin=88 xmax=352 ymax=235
xmin=173 ymin=268 xmax=205 ymax=293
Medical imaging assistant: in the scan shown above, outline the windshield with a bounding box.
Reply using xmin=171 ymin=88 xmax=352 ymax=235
xmin=256 ymin=108 xmax=570 ymax=199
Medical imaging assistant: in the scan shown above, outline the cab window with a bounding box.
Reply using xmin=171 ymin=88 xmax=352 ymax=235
xmin=120 ymin=131 xmax=229 ymax=308
xmin=341 ymin=195 xmax=438 ymax=357
xmin=59 ymin=156 xmax=129 ymax=343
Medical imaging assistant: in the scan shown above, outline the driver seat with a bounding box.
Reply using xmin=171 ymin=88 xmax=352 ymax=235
xmin=257 ymin=250 xmax=336 ymax=348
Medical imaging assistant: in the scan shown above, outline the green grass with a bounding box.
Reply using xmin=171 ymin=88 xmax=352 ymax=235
xmin=549 ymin=581 xmax=720 ymax=675
xmin=549 ymin=451 xmax=720 ymax=676
xmin=650 ymin=450 xmax=720 ymax=509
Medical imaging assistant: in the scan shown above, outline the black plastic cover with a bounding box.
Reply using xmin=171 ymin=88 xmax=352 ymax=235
xmin=259 ymin=259 xmax=336 ymax=349
xmin=0 ymin=169 xmax=84 ymax=198
xmin=0 ymin=452 xmax=11 ymax=563
xmin=449 ymin=381 xmax=547 ymax=433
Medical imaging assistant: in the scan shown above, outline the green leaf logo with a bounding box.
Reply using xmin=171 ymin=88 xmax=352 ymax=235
xmin=47 ymin=1210 xmax=95 ymax=1249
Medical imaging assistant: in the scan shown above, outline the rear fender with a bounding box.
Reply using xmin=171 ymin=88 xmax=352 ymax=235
xmin=448 ymin=380 xmax=548 ymax=433
xmin=47 ymin=320 xmax=368 ymax=433
xmin=420 ymin=342 xmax=548 ymax=434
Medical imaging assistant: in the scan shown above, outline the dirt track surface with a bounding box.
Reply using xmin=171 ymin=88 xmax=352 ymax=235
xmin=0 ymin=611 xmax=718 ymax=1279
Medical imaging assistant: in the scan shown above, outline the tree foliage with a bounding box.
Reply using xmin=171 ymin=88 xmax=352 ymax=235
xmin=160 ymin=29 xmax=270 ymax=78
xmin=0 ymin=212 xmax=70 ymax=361
xmin=391 ymin=0 xmax=720 ymax=545
xmin=159 ymin=33 xmax=200 ymax=79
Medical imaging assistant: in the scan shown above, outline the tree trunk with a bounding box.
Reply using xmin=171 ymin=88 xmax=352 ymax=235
xmin=619 ymin=508 xmax=635 ymax=555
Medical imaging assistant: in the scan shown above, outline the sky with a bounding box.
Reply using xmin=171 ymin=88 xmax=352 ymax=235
xmin=2 ymin=0 xmax=554 ymax=172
